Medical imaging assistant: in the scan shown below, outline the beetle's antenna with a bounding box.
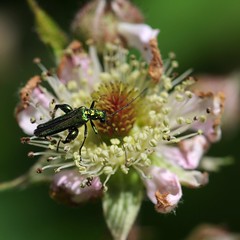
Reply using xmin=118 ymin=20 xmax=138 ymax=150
xmin=109 ymin=87 xmax=148 ymax=117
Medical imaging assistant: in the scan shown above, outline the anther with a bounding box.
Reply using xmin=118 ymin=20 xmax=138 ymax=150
xmin=30 ymin=117 xmax=36 ymax=124
xmin=45 ymin=136 xmax=51 ymax=140
xmin=33 ymin=57 xmax=41 ymax=64
xmin=28 ymin=152 xmax=35 ymax=158
xmin=80 ymin=182 xmax=86 ymax=188
xmin=50 ymin=139 xmax=57 ymax=145
xmin=36 ymin=168 xmax=43 ymax=174
xmin=206 ymin=107 xmax=211 ymax=114
xmin=193 ymin=116 xmax=198 ymax=121
xmin=21 ymin=137 xmax=30 ymax=144
xmin=86 ymin=38 xmax=94 ymax=46
xmin=86 ymin=177 xmax=93 ymax=186
xmin=47 ymin=156 xmax=55 ymax=162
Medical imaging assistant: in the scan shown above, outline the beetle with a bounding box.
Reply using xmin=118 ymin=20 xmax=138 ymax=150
xmin=34 ymin=88 xmax=147 ymax=160
xmin=34 ymin=101 xmax=105 ymax=159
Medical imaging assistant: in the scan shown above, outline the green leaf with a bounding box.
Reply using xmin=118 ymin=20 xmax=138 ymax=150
xmin=102 ymin=171 xmax=143 ymax=240
xmin=27 ymin=0 xmax=68 ymax=60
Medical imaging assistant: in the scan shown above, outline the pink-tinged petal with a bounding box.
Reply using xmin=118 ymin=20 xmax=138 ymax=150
xmin=57 ymin=40 xmax=100 ymax=90
xmin=15 ymin=76 xmax=53 ymax=135
xmin=193 ymin=75 xmax=240 ymax=133
xmin=156 ymin=136 xmax=209 ymax=169
xmin=166 ymin=89 xmax=224 ymax=143
xmin=179 ymin=170 xmax=209 ymax=188
xmin=17 ymin=106 xmax=39 ymax=135
xmin=111 ymin=0 xmax=144 ymax=23
xmin=191 ymin=92 xmax=225 ymax=142
xmin=117 ymin=23 xmax=159 ymax=62
xmin=49 ymin=170 xmax=103 ymax=206
xmin=143 ymin=167 xmax=182 ymax=213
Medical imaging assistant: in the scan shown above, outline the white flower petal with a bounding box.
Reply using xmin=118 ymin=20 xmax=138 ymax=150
xmin=143 ymin=166 xmax=182 ymax=213
xmin=191 ymin=92 xmax=224 ymax=142
xmin=57 ymin=41 xmax=100 ymax=91
xmin=193 ymin=75 xmax=240 ymax=133
xmin=15 ymin=76 xmax=53 ymax=135
xmin=17 ymin=106 xmax=39 ymax=135
xmin=117 ymin=23 xmax=159 ymax=62
xmin=156 ymin=135 xmax=209 ymax=169
xmin=50 ymin=170 xmax=103 ymax=206
xmin=166 ymin=90 xmax=224 ymax=142
xmin=179 ymin=170 xmax=209 ymax=188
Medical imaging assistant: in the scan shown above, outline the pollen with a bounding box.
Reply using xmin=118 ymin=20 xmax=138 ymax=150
xmin=92 ymin=81 xmax=141 ymax=137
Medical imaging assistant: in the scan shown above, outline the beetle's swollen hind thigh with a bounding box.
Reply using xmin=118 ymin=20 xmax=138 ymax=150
xmin=62 ymin=127 xmax=79 ymax=144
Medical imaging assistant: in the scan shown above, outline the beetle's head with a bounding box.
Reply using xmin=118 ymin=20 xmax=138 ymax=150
xmin=98 ymin=110 xmax=106 ymax=123
xmin=91 ymin=109 xmax=107 ymax=123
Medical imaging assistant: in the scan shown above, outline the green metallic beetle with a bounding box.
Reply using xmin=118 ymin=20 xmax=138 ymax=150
xmin=34 ymin=101 xmax=106 ymax=158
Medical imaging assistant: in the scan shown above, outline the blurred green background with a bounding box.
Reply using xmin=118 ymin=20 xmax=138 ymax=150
xmin=0 ymin=0 xmax=240 ymax=239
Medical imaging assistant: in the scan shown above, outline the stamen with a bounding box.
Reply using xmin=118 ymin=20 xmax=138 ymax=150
xmin=171 ymin=69 xmax=193 ymax=88
xmin=133 ymin=165 xmax=150 ymax=179
xmin=33 ymin=58 xmax=48 ymax=72
xmin=55 ymin=163 xmax=75 ymax=172
xmin=28 ymin=151 xmax=59 ymax=157
xmin=173 ymin=130 xmax=202 ymax=142
xmin=102 ymin=166 xmax=118 ymax=192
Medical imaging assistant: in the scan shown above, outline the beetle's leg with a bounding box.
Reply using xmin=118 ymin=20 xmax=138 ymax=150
xmin=62 ymin=127 xmax=79 ymax=144
xmin=56 ymin=137 xmax=62 ymax=151
xmin=90 ymin=120 xmax=98 ymax=134
xmin=90 ymin=100 xmax=96 ymax=109
xmin=51 ymin=104 xmax=73 ymax=119
xmin=79 ymin=124 xmax=88 ymax=161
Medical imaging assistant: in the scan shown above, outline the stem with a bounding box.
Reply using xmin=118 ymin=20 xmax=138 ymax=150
xmin=0 ymin=175 xmax=28 ymax=191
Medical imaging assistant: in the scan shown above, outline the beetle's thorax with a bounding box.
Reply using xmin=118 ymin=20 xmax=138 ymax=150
xmin=83 ymin=107 xmax=106 ymax=122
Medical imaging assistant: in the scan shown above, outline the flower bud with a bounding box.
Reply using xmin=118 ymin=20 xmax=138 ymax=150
xmin=71 ymin=0 xmax=144 ymax=51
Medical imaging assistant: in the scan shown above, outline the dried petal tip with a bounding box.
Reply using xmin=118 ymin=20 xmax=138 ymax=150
xmin=17 ymin=75 xmax=42 ymax=111
xmin=155 ymin=191 xmax=173 ymax=213
xmin=15 ymin=75 xmax=52 ymax=135
xmin=148 ymin=38 xmax=163 ymax=83
xmin=143 ymin=167 xmax=182 ymax=214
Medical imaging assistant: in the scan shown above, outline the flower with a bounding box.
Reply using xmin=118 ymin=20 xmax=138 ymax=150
xmin=15 ymin=39 xmax=224 ymax=216
xmin=0 ymin=1 xmax=226 ymax=240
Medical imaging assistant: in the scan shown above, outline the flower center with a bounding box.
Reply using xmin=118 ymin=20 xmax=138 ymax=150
xmin=92 ymin=81 xmax=139 ymax=137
